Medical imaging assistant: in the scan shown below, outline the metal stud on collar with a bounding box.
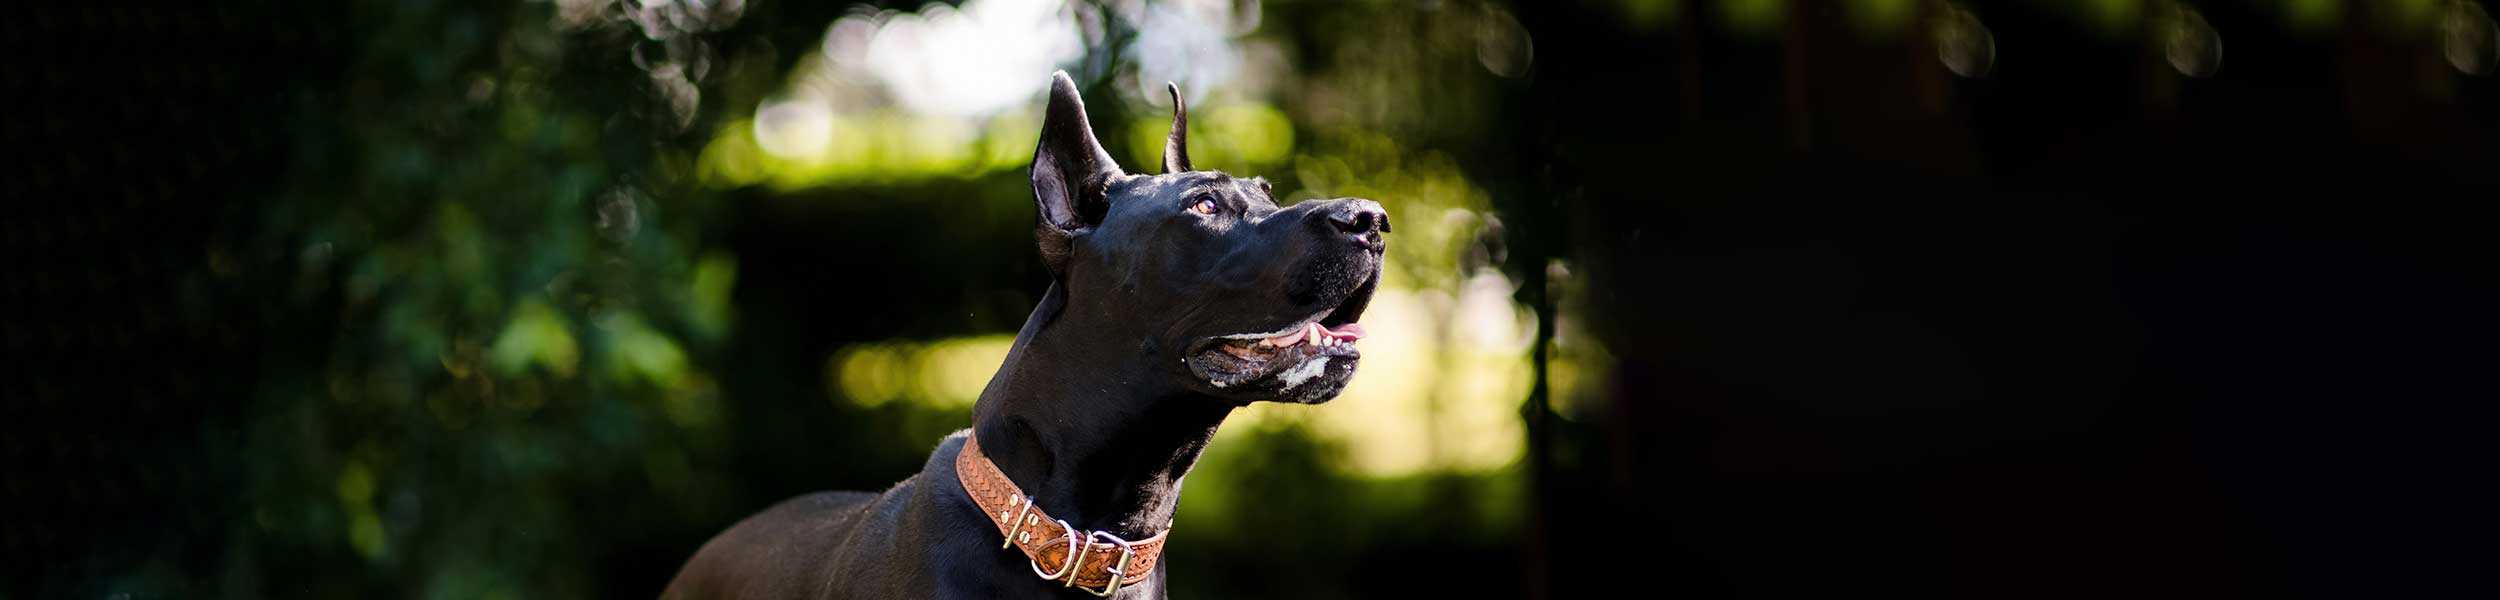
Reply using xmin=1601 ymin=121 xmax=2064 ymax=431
xmin=999 ymin=495 xmax=1037 ymax=550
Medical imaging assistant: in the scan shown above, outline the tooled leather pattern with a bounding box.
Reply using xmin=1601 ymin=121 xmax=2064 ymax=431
xmin=956 ymin=435 xmax=1168 ymax=588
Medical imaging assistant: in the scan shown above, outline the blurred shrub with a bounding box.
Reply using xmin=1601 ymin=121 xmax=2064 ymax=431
xmin=187 ymin=1 xmax=746 ymax=597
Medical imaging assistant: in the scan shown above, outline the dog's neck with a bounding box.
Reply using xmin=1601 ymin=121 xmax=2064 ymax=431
xmin=968 ymin=284 xmax=1234 ymax=540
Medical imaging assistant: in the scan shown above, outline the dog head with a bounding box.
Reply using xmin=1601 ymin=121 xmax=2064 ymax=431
xmin=1028 ymin=72 xmax=1386 ymax=405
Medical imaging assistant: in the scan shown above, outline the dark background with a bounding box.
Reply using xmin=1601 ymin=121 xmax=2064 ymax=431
xmin=7 ymin=0 xmax=2495 ymax=598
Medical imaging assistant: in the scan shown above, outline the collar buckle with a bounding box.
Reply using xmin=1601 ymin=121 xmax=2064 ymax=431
xmin=1026 ymin=525 xmax=1138 ymax=596
xmin=1076 ymin=530 xmax=1137 ymax=597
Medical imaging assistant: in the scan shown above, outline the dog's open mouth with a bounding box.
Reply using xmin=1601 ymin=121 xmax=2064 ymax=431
xmin=1185 ymin=274 xmax=1378 ymax=403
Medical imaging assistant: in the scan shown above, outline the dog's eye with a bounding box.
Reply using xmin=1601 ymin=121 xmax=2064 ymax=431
xmin=1188 ymin=196 xmax=1220 ymax=216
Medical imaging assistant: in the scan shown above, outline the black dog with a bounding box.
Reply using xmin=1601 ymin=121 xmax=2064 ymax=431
xmin=662 ymin=71 xmax=1387 ymax=599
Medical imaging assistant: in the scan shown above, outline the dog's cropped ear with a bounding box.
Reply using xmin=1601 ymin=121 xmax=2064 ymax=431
xmin=1031 ymin=70 xmax=1123 ymax=276
xmin=1161 ymin=82 xmax=1191 ymax=174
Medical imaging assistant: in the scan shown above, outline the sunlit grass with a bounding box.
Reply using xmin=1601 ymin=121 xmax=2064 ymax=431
xmin=829 ymin=335 xmax=1017 ymax=409
xmin=697 ymin=109 xmax=1037 ymax=190
xmin=703 ymin=100 xmax=1307 ymax=193
xmin=1123 ymin=103 xmax=1297 ymax=173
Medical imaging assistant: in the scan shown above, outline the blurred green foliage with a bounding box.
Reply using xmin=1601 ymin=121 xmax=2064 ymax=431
xmin=87 ymin=0 xmax=2472 ymax=597
xmin=186 ymin=0 xmax=741 ymax=596
xmin=125 ymin=1 xmax=1550 ymax=597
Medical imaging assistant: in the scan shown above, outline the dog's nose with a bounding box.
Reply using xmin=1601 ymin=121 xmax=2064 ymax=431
xmin=1326 ymin=200 xmax=1390 ymax=251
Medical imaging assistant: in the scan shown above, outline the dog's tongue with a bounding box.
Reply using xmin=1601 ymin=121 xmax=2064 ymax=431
xmin=1323 ymin=322 xmax=1366 ymax=341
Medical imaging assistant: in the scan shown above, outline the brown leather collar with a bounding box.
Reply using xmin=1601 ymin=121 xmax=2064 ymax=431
xmin=955 ymin=434 xmax=1168 ymax=595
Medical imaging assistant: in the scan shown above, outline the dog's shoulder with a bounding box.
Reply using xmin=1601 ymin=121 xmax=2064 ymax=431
xmin=903 ymin=429 xmax=978 ymax=524
xmin=664 ymin=430 xmax=982 ymax=599
xmin=662 ymin=490 xmax=876 ymax=599
xmin=790 ymin=429 xmax=975 ymax=543
xmin=928 ymin=428 xmax=970 ymax=461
